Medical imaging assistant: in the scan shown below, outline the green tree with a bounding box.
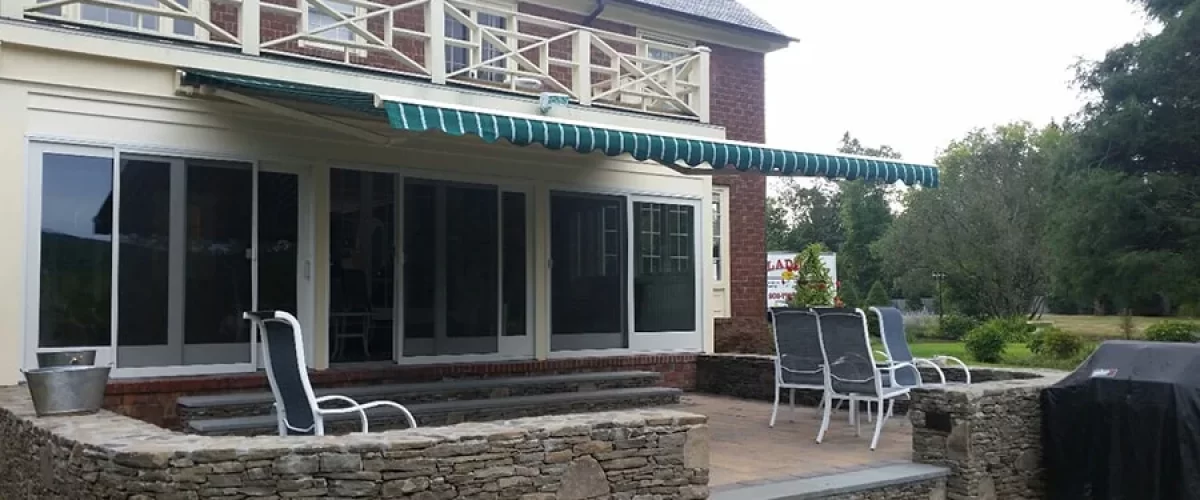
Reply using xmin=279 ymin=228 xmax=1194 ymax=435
xmin=904 ymin=287 xmax=925 ymax=311
xmin=1045 ymin=0 xmax=1200 ymax=314
xmin=766 ymin=179 xmax=843 ymax=253
xmin=788 ymin=243 xmax=835 ymax=307
xmin=836 ymin=133 xmax=898 ymax=293
xmin=839 ymin=282 xmax=862 ymax=309
xmin=866 ymin=280 xmax=891 ymax=307
xmin=874 ymin=122 xmax=1059 ymax=317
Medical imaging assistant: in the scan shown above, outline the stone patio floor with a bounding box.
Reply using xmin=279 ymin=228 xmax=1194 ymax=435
xmin=662 ymin=393 xmax=912 ymax=491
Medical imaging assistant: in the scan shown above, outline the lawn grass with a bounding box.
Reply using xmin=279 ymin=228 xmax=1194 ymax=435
xmin=1039 ymin=313 xmax=1197 ymax=339
xmin=873 ymin=338 xmax=1072 ymax=370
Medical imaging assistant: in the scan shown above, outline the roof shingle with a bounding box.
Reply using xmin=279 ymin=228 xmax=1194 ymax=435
xmin=622 ymin=0 xmax=791 ymax=40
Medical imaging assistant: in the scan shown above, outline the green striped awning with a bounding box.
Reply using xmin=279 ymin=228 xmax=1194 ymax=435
xmin=380 ymin=101 xmax=938 ymax=187
xmin=178 ymin=69 xmax=938 ymax=187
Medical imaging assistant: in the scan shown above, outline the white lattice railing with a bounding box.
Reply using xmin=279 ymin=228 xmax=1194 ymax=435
xmin=10 ymin=0 xmax=710 ymax=121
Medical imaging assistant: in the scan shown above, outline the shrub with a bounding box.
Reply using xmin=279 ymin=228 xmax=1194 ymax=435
xmin=1144 ymin=320 xmax=1200 ymax=343
xmin=1178 ymin=303 xmax=1200 ymax=318
xmin=866 ymin=281 xmax=890 ymax=307
xmin=839 ymin=283 xmax=861 ymax=309
xmin=965 ymin=322 xmax=1008 ymax=363
xmin=1118 ymin=309 xmax=1135 ymax=340
xmin=938 ymin=313 xmax=980 ymax=341
xmin=993 ymin=315 xmax=1036 ymax=343
xmin=1028 ymin=326 xmax=1085 ymax=360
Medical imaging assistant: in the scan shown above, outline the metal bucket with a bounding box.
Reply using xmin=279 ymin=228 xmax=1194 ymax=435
xmin=23 ymin=365 xmax=111 ymax=416
xmin=37 ymin=350 xmax=96 ymax=367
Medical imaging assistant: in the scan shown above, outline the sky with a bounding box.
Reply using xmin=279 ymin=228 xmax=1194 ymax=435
xmin=736 ymin=0 xmax=1158 ymax=167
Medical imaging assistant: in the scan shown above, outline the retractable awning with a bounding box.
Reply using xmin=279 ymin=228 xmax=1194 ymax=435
xmin=179 ymin=70 xmax=939 ymax=187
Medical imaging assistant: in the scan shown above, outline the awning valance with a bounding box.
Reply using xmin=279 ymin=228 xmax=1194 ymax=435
xmin=179 ymin=69 xmax=939 ymax=187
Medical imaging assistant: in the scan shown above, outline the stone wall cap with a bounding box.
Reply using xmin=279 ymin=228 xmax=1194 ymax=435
xmin=712 ymin=463 xmax=949 ymax=500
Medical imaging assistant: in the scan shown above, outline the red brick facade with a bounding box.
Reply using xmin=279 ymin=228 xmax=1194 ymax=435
xmin=708 ymin=43 xmax=769 ymax=345
xmin=106 ymin=354 xmax=698 ymax=428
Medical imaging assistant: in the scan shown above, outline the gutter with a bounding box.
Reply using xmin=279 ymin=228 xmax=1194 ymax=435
xmin=582 ymin=0 xmax=608 ymax=26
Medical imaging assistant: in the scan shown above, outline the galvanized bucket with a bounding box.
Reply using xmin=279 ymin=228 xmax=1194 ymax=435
xmin=23 ymin=365 xmax=111 ymax=417
xmin=37 ymin=350 xmax=96 ymax=367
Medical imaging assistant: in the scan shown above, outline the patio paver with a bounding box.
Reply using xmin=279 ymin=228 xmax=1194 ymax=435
xmin=663 ymin=393 xmax=913 ymax=489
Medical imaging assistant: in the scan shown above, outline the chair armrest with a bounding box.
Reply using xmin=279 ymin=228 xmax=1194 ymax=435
xmin=315 ymin=394 xmax=369 ymax=433
xmin=911 ymin=357 xmax=947 ymax=386
xmin=931 ymin=355 xmax=972 ymax=384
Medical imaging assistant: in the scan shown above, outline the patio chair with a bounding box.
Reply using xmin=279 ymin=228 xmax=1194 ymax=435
xmin=870 ymin=306 xmax=971 ymax=388
xmin=768 ymin=307 xmax=827 ymax=427
xmin=814 ymin=308 xmax=913 ymax=450
xmin=243 ymin=310 xmax=417 ymax=436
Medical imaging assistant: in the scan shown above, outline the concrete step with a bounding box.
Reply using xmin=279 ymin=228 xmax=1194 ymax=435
xmin=711 ymin=463 xmax=949 ymax=500
xmin=178 ymin=370 xmax=663 ymax=425
xmin=185 ymin=386 xmax=682 ymax=436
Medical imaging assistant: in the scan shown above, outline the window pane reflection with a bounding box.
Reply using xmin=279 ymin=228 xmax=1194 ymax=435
xmin=38 ymin=153 xmax=113 ymax=348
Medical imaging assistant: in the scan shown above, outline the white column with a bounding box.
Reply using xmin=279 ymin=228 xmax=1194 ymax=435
xmin=572 ymin=31 xmax=592 ymax=106
xmin=696 ymin=46 xmax=711 ymax=124
xmin=240 ymin=0 xmax=261 ymax=56
xmin=532 ymin=182 xmax=550 ymax=360
xmin=426 ymin=0 xmax=446 ymax=84
xmin=0 ymin=83 xmax=28 ymax=384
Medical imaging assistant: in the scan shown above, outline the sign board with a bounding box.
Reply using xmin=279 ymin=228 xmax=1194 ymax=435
xmin=767 ymin=250 xmax=837 ymax=308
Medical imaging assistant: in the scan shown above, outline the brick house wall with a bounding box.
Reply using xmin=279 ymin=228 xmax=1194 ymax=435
xmin=707 ymin=44 xmax=769 ymax=349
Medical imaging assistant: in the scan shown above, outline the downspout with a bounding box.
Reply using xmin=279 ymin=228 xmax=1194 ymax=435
xmin=582 ymin=0 xmax=608 ymax=26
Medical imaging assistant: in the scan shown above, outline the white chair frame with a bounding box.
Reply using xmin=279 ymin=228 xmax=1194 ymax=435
xmin=814 ymin=308 xmax=913 ymax=450
xmin=247 ymin=311 xmax=418 ymax=436
xmin=870 ymin=306 xmax=972 ymax=388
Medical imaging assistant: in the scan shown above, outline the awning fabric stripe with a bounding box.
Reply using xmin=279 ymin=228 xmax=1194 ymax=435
xmin=179 ymin=69 xmax=938 ymax=187
xmin=382 ymin=101 xmax=938 ymax=187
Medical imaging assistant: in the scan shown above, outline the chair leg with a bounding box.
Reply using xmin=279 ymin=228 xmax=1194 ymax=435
xmin=887 ymin=399 xmax=896 ymax=419
xmin=870 ymin=398 xmax=887 ymax=450
xmin=769 ymin=385 xmax=781 ymax=428
xmin=789 ymin=389 xmax=796 ymax=422
xmin=816 ymin=392 xmax=832 ymax=444
xmin=854 ymin=399 xmax=862 ymax=437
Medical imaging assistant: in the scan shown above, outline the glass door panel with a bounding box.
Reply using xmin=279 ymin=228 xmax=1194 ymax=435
xmin=182 ymin=160 xmax=253 ymax=365
xmin=549 ymin=192 xmax=628 ymax=351
xmin=114 ymin=156 xmax=255 ymax=369
xmin=329 ymin=168 xmax=396 ymax=363
xmin=38 ymin=152 xmax=114 ymax=349
xmin=257 ymin=171 xmax=300 ymax=315
xmin=401 ymin=179 xmax=501 ymax=357
xmin=633 ymin=201 xmax=697 ymax=333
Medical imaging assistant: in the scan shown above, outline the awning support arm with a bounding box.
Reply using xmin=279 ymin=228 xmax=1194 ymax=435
xmin=184 ymin=83 xmax=400 ymax=146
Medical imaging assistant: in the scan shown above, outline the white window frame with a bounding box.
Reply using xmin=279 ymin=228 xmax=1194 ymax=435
xmin=711 ymin=186 xmax=731 ymax=318
xmin=299 ymin=0 xmax=369 ymax=57
xmin=30 ymin=0 xmax=212 ymax=41
xmin=444 ymin=0 xmax=517 ymax=84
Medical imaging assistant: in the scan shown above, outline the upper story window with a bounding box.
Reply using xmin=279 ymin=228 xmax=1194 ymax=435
xmin=33 ymin=0 xmax=200 ymax=37
xmin=445 ymin=0 xmax=515 ymax=84
xmin=302 ymin=0 xmax=367 ymax=55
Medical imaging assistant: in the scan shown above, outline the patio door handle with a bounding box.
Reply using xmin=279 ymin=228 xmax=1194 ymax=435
xmin=304 ymin=260 xmax=312 ymax=280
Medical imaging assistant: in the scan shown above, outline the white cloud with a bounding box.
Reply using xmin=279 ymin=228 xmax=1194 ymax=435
xmin=737 ymin=0 xmax=1155 ymax=166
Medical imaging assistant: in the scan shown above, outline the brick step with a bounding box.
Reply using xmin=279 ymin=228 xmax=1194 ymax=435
xmin=185 ymin=386 xmax=683 ymax=436
xmin=177 ymin=370 xmax=664 ymax=426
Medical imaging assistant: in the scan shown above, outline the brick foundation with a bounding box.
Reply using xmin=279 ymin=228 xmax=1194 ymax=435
xmin=104 ymin=354 xmax=698 ymax=428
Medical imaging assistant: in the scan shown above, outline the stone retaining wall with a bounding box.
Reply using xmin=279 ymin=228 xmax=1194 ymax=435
xmin=909 ymin=371 xmax=1065 ymax=500
xmin=0 ymin=386 xmax=710 ymax=499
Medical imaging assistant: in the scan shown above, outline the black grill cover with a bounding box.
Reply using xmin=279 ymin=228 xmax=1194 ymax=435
xmin=1041 ymin=340 xmax=1200 ymax=499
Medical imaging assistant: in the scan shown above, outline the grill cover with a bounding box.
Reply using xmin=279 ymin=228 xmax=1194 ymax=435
xmin=1041 ymin=340 xmax=1200 ymax=499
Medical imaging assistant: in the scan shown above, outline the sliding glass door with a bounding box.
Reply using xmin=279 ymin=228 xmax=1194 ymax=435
xmin=25 ymin=142 xmax=311 ymax=376
xmin=549 ymin=192 xmax=629 ymax=351
xmin=550 ymin=191 xmax=702 ymax=353
xmin=400 ymin=178 xmax=531 ymax=359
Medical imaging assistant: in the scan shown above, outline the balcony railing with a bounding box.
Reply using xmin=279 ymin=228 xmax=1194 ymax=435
xmin=11 ymin=0 xmax=711 ymax=121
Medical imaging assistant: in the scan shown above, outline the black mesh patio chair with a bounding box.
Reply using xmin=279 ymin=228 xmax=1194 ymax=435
xmin=871 ymin=306 xmax=971 ymax=389
xmin=814 ymin=308 xmax=913 ymax=450
xmin=768 ymin=307 xmax=856 ymax=426
xmin=243 ymin=310 xmax=417 ymax=436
